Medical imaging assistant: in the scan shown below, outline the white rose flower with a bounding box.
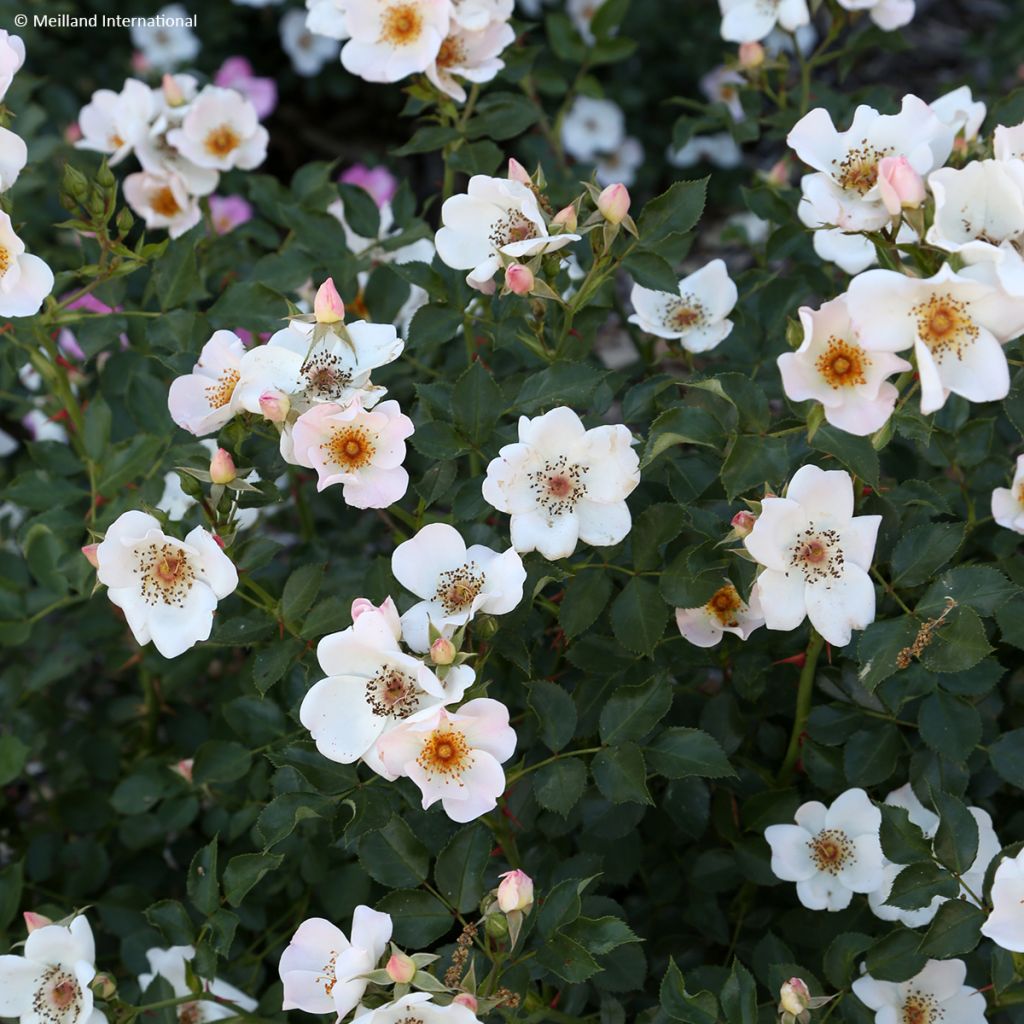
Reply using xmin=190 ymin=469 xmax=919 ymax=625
xmin=561 ymin=95 xmax=625 ymax=162
xmin=668 ymin=133 xmax=743 ymax=170
xmin=993 ymin=455 xmax=1024 ymax=534
xmin=166 ymin=86 xmax=269 ymax=171
xmin=744 ymin=464 xmax=881 ymax=647
xmin=764 ymin=788 xmax=884 ymax=911
xmin=0 ymin=916 xmax=102 ymax=1024
xmin=567 ymin=0 xmax=607 ymax=43
xmin=341 ymin=0 xmax=451 ymax=83
xmin=930 ymin=85 xmax=986 ymax=141
xmin=131 ymin=5 xmax=201 ymax=70
xmin=0 ymin=211 xmax=55 ymax=318
xmin=674 ymin=582 xmax=764 ymax=648
xmin=700 ymin=65 xmax=746 ymax=122
xmin=995 ymin=121 xmax=1024 ymax=162
xmin=281 ymin=8 xmax=342 ymax=75
xmin=139 ymin=946 xmax=256 ymax=1021
xmin=95 ymin=511 xmax=239 ymax=659
xmin=718 ymin=0 xmax=810 ymax=44
xmin=123 ymin=169 xmax=201 ymax=238
xmin=391 ymin=522 xmax=527 ymax=652
xmin=353 ymin=993 xmax=482 ymax=1024
xmin=983 ymin=849 xmax=1024 ymax=951
xmin=836 ymin=0 xmax=914 ymax=30
xmin=846 ymin=263 xmax=1024 ymax=414
xmin=168 ymin=331 xmax=248 ymax=436
xmin=307 ymin=0 xmax=350 ymax=39
xmin=595 ymin=136 xmax=644 ymax=187
xmin=777 ymin=296 xmax=912 ymax=436
xmin=435 ymin=174 xmax=580 ymax=290
xmin=0 ymin=30 xmax=26 ymax=101
xmin=76 ymin=79 xmax=156 ymax=165
xmin=482 ymin=406 xmax=640 ymax=560
xmin=451 ymin=0 xmax=513 ymax=30
xmin=278 ymin=909 xmax=393 ymax=1019
xmin=628 ymin=259 xmax=738 ymax=352
xmin=425 ymin=18 xmax=515 ymax=103
xmin=0 ymin=126 xmax=27 ymax=192
xmin=852 ymin=960 xmax=986 ymax=1024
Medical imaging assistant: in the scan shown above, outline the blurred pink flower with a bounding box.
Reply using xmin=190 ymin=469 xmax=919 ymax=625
xmin=214 ymin=56 xmax=277 ymax=120
xmin=209 ymin=194 xmax=254 ymax=234
xmin=339 ymin=163 xmax=398 ymax=208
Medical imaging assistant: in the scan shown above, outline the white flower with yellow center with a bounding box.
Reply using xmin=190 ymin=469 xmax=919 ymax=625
xmin=300 ymin=601 xmax=473 ymax=767
xmin=123 ymin=169 xmax=201 ymax=239
xmin=852 ymin=960 xmax=986 ymax=1024
xmin=0 ymin=211 xmax=54 ymax=318
xmin=167 ymin=331 xmax=248 ymax=437
xmin=482 ymin=406 xmax=640 ymax=560
xmin=165 ymin=86 xmax=268 ymax=171
xmin=628 ymin=260 xmax=738 ymax=352
xmin=718 ymin=0 xmax=810 ymax=43
xmin=562 ymin=95 xmax=625 ymax=162
xmin=352 ymin=993 xmax=482 ymax=1024
xmin=835 ymin=0 xmax=914 ymax=30
xmin=76 ymin=79 xmax=156 ymax=165
xmin=778 ymin=296 xmax=912 ymax=436
xmin=0 ymin=30 xmax=26 ymax=102
xmin=278 ymin=909 xmax=392 ymax=1020
xmin=425 ymin=17 xmax=515 ymax=103
xmin=0 ymin=126 xmax=27 ymax=192
xmin=788 ymin=96 xmax=953 ymax=273
xmin=0 ymin=916 xmax=103 ymax=1024
xmin=436 ymin=173 xmax=580 ymax=291
xmin=992 ymin=454 xmax=1024 ymax=534
xmin=341 ymin=0 xmax=451 ymax=82
xmin=764 ymin=788 xmax=883 ymax=911
xmin=289 ymin=397 xmax=414 ymax=507
xmin=139 ymin=947 xmax=256 ymax=1023
xmin=391 ymin=522 xmax=526 ymax=652
xmin=95 ymin=511 xmax=239 ymax=659
xmin=847 ymin=263 xmax=1024 ymax=414
xmin=744 ymin=464 xmax=880 ymax=648
xmin=700 ymin=65 xmax=746 ymax=122
xmin=376 ymin=698 xmax=517 ymax=822
xmin=674 ymin=582 xmax=764 ymax=648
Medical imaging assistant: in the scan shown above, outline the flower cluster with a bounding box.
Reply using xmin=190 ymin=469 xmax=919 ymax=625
xmin=76 ymin=72 xmax=269 ymax=237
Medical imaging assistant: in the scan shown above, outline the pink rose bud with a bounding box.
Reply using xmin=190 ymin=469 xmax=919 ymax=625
xmin=452 ymin=994 xmax=478 ymax=1012
xmin=552 ymin=204 xmax=578 ymax=232
xmin=210 ymin=448 xmax=237 ymax=485
xmin=170 ymin=758 xmax=194 ymax=783
xmin=430 ymin=636 xmax=457 ymax=666
xmin=779 ymin=978 xmax=811 ymax=1015
xmin=259 ymin=389 xmax=290 ymax=424
xmin=730 ymin=510 xmax=756 ymax=536
xmin=23 ymin=912 xmax=53 ymax=933
xmin=386 ymin=951 xmax=416 ymax=984
xmin=877 ymin=156 xmax=925 ymax=216
xmin=597 ymin=183 xmax=631 ymax=224
xmin=162 ymin=74 xmax=186 ymax=107
xmin=90 ymin=973 xmax=117 ymax=999
xmin=497 ymin=869 xmax=535 ymax=913
xmin=507 ymin=158 xmax=531 ymax=184
xmin=738 ymin=41 xmax=764 ymax=69
xmin=505 ymin=263 xmax=534 ymax=296
xmin=314 ymin=277 xmax=345 ymax=324
xmin=81 ymin=544 xmax=99 ymax=568
xmin=64 ymin=122 xmax=83 ymax=144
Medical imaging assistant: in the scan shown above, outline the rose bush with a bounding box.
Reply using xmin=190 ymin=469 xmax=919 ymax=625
xmin=6 ymin=1 xmax=1024 ymax=1023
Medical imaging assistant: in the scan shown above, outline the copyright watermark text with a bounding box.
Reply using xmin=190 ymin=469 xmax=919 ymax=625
xmin=12 ymin=12 xmax=197 ymax=29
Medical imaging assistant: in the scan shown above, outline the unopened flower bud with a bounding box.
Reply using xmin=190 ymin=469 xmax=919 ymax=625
xmin=430 ymin=636 xmax=456 ymax=666
xmin=209 ymin=448 xmax=236 ymax=484
xmin=738 ymin=42 xmax=764 ymax=69
xmin=507 ymin=157 xmax=531 ymax=184
xmin=597 ymin=183 xmax=630 ymax=225
xmin=484 ymin=911 xmax=509 ymax=940
xmin=90 ymin=973 xmax=117 ymax=999
xmin=766 ymin=158 xmax=789 ymax=187
xmin=552 ymin=204 xmax=578 ymax=232
xmin=497 ymin=869 xmax=534 ymax=913
xmin=730 ymin=510 xmax=756 ymax=536
xmin=259 ymin=390 xmax=290 ymax=424
xmin=170 ymin=758 xmax=194 ymax=783
xmin=24 ymin=912 xmax=53 ymax=933
xmin=314 ymin=277 xmax=345 ymax=324
xmin=452 ymin=994 xmax=478 ymax=1012
xmin=779 ymin=978 xmax=811 ymax=1016
xmin=877 ymin=155 xmax=925 ymax=216
xmin=81 ymin=544 xmax=99 ymax=568
xmin=386 ymin=951 xmax=416 ymax=984
xmin=64 ymin=122 xmax=82 ymax=144
xmin=505 ymin=263 xmax=534 ymax=296
xmin=162 ymin=73 xmax=186 ymax=107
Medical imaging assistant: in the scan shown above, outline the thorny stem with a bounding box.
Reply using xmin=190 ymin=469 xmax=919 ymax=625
xmin=777 ymin=630 xmax=825 ymax=786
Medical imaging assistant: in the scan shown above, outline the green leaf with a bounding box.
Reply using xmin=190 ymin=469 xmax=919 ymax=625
xmin=407 ymin=305 xmax=463 ymax=351
xmin=645 ymin=727 xmax=735 ymax=780
xmin=0 ymin=861 xmax=24 ymax=930
xmin=823 ymin=932 xmax=873 ymax=989
xmin=864 ymin=929 xmax=929 ymax=982
xmin=989 ymin=728 xmax=1024 ymax=787
xmin=192 ymin=740 xmax=253 ymax=786
xmin=528 ymin=680 xmax=578 ymax=752
xmin=336 ymin=182 xmax=381 ymax=239
xmin=145 ymin=899 xmax=194 ymax=945
xmin=879 ymin=804 xmax=933 ymax=865
xmin=187 ymin=836 xmax=219 ymax=915
xmin=721 ymin=435 xmax=791 ymax=499
xmin=917 ymin=565 xmax=1021 ymax=618
xmin=559 ymin=572 xmax=613 ymax=639
xmin=918 ymin=899 xmax=985 ymax=958
xmin=434 ymin=824 xmax=491 ymax=914
xmin=932 ymin=790 xmax=979 ymax=875
xmin=610 ymin=578 xmax=670 ymax=657
xmin=638 ymin=180 xmax=708 ymax=248
xmin=591 ymin=744 xmax=653 ymax=805
xmin=535 ymin=931 xmax=603 ymax=983
xmin=255 ymin=793 xmax=328 ymax=848
xmin=622 ymin=251 xmax=679 ymax=293
xmin=720 ymin=959 xmax=758 ymax=1024
xmin=223 ymin=852 xmax=283 ymax=906
xmin=643 ymin=406 xmax=722 ymax=467
xmin=534 ymin=757 xmax=588 ymax=816
xmin=599 ymin=673 xmax=673 ymax=745
xmin=856 ymin=617 xmax=917 ymax=691
xmin=660 ymin=957 xmax=719 ymax=1024
xmin=919 ymin=606 xmax=992 ymax=674
xmin=281 ymin=563 xmax=324 ymax=625
xmin=22 ymin=524 xmax=68 ymax=597
xmin=251 ymin=638 xmax=304 ymax=695
xmin=842 ymin=726 xmax=900 ymax=787
xmin=514 ymin=362 xmax=606 ymax=414
xmin=466 ymin=91 xmax=540 ymax=140
xmin=358 ymin=816 xmax=430 ymax=888
xmin=0 ymin=734 xmax=29 ymax=786
xmin=452 ymin=360 xmax=503 ymax=444
xmin=891 ymin=523 xmax=965 ymax=587
xmin=917 ymin=691 xmax=981 ymax=763
xmin=376 ymin=889 xmax=453 ymax=947
xmin=886 ymin=862 xmax=959 ymax=910
xmin=811 ymin=424 xmax=880 ymax=488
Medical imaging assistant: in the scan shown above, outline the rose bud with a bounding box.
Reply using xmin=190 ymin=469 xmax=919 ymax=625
xmin=877 ymin=155 xmax=926 ymax=216
xmin=497 ymin=869 xmax=534 ymax=913
xmin=385 ymin=950 xmax=416 ymax=984
xmin=597 ymin=183 xmax=631 ymax=224
xmin=314 ymin=277 xmax=345 ymax=324
xmin=730 ymin=510 xmax=756 ymax=536
xmin=552 ymin=204 xmax=578 ymax=232
xmin=507 ymin=157 xmax=531 ymax=184
xmin=738 ymin=41 xmax=764 ymax=69
xmin=453 ymin=994 xmax=478 ymax=1012
xmin=259 ymin=389 xmax=290 ymax=424
xmin=90 ymin=973 xmax=117 ymax=999
xmin=209 ymin=448 xmax=237 ymax=485
xmin=170 ymin=758 xmax=194 ymax=783
xmin=81 ymin=543 xmax=99 ymax=568
xmin=505 ymin=263 xmax=534 ymax=296
xmin=23 ymin=912 xmax=53 ymax=933
xmin=779 ymin=978 xmax=811 ymax=1016
xmin=430 ymin=636 xmax=456 ymax=666
xmin=162 ymin=74 xmax=186 ymax=107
